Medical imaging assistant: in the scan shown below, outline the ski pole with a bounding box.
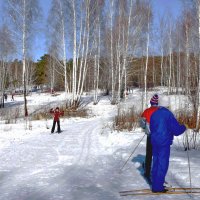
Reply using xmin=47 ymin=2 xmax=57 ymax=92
xmin=185 ymin=130 xmax=192 ymax=192
xmin=119 ymin=133 xmax=146 ymax=174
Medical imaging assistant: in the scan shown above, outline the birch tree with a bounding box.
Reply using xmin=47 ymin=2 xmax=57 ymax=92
xmin=143 ymin=1 xmax=152 ymax=109
xmin=78 ymin=0 xmax=91 ymax=101
xmin=119 ymin=0 xmax=133 ymax=102
xmin=157 ymin=15 xmax=167 ymax=87
xmin=195 ymin=0 xmax=200 ymax=130
xmin=5 ymin=0 xmax=41 ymax=117
xmin=182 ymin=9 xmax=193 ymax=95
xmin=47 ymin=0 xmax=69 ymax=95
xmin=92 ymin=0 xmax=104 ymax=104
xmin=167 ymin=20 xmax=173 ymax=95
xmin=72 ymin=0 xmax=77 ymax=102
xmin=0 ymin=25 xmax=15 ymax=108
xmin=110 ymin=0 xmax=115 ymax=104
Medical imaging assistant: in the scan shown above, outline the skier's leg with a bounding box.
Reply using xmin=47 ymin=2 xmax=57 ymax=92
xmin=144 ymin=135 xmax=152 ymax=178
xmin=51 ymin=121 xmax=56 ymax=133
xmin=151 ymin=145 xmax=159 ymax=191
xmin=152 ymin=145 xmax=170 ymax=192
xmin=57 ymin=120 xmax=61 ymax=133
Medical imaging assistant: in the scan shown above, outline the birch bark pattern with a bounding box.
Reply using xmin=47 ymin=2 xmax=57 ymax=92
xmin=23 ymin=0 xmax=28 ymax=117
xmin=144 ymin=7 xmax=150 ymax=110
xmin=59 ymin=0 xmax=68 ymax=95
xmin=78 ymin=0 xmax=90 ymax=101
xmin=168 ymin=22 xmax=172 ymax=95
xmin=120 ymin=0 xmax=133 ymax=102
xmin=72 ymin=0 xmax=77 ymax=102
xmin=110 ymin=0 xmax=115 ymax=104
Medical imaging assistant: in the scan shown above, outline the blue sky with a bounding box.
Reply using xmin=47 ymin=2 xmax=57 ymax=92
xmin=0 ymin=0 xmax=182 ymax=61
xmin=34 ymin=0 xmax=52 ymax=61
xmin=153 ymin=0 xmax=182 ymax=19
xmin=0 ymin=0 xmax=2 ymax=25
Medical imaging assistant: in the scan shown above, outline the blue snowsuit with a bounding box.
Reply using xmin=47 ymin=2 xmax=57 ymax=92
xmin=150 ymin=107 xmax=186 ymax=192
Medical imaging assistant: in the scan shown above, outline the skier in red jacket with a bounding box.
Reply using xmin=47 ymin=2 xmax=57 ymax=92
xmin=140 ymin=94 xmax=159 ymax=183
xmin=50 ymin=107 xmax=64 ymax=133
xmin=150 ymin=96 xmax=186 ymax=193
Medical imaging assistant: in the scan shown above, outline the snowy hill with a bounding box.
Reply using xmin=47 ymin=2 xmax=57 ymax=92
xmin=0 ymin=90 xmax=199 ymax=200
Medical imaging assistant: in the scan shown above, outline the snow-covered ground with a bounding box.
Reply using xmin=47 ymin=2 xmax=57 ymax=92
xmin=0 ymin=90 xmax=200 ymax=200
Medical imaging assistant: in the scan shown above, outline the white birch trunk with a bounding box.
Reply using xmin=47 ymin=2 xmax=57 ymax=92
xmin=94 ymin=54 xmax=97 ymax=103
xmin=144 ymin=10 xmax=150 ymax=110
xmin=72 ymin=0 xmax=77 ymax=102
xmin=196 ymin=0 xmax=200 ymax=130
xmin=185 ymin=22 xmax=190 ymax=95
xmin=168 ymin=24 xmax=172 ymax=95
xmin=78 ymin=0 xmax=90 ymax=101
xmin=96 ymin=18 xmax=100 ymax=102
xmin=117 ymin=7 xmax=122 ymax=103
xmin=59 ymin=0 xmax=68 ymax=95
xmin=117 ymin=47 xmax=121 ymax=102
xmin=110 ymin=0 xmax=115 ymax=104
xmin=93 ymin=16 xmax=101 ymax=105
xmin=153 ymin=54 xmax=155 ymax=86
xmin=50 ymin=57 xmax=55 ymax=92
xmin=120 ymin=0 xmax=133 ymax=103
xmin=160 ymin=48 xmax=163 ymax=86
xmin=177 ymin=45 xmax=181 ymax=93
xmin=76 ymin=3 xmax=83 ymax=69
xmin=77 ymin=17 xmax=86 ymax=96
xmin=22 ymin=0 xmax=28 ymax=117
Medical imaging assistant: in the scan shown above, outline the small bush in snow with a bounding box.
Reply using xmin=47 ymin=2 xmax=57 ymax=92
xmin=64 ymin=98 xmax=90 ymax=118
xmin=65 ymin=98 xmax=90 ymax=110
xmin=176 ymin=111 xmax=198 ymax=130
xmin=175 ymin=111 xmax=200 ymax=150
xmin=31 ymin=106 xmax=52 ymax=120
xmin=113 ymin=106 xmax=140 ymax=131
xmin=0 ymin=107 xmax=20 ymax=124
xmin=32 ymin=112 xmax=51 ymax=120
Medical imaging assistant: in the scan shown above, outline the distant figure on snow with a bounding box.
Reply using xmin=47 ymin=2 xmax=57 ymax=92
xmin=140 ymin=94 xmax=159 ymax=183
xmin=4 ymin=93 xmax=7 ymax=101
xmin=51 ymin=88 xmax=55 ymax=94
xmin=11 ymin=92 xmax=14 ymax=101
xmin=50 ymin=107 xmax=64 ymax=134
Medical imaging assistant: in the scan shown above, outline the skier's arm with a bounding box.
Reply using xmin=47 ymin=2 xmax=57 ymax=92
xmin=139 ymin=118 xmax=150 ymax=135
xmin=139 ymin=117 xmax=146 ymax=129
xmin=50 ymin=108 xmax=54 ymax=114
xmin=60 ymin=111 xmax=64 ymax=116
xmin=169 ymin=114 xmax=186 ymax=136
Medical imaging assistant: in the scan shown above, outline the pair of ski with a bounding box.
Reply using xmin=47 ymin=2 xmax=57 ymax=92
xmin=119 ymin=187 xmax=200 ymax=196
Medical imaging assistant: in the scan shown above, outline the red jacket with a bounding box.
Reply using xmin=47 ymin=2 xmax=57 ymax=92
xmin=141 ymin=106 xmax=159 ymax=123
xmin=50 ymin=109 xmax=64 ymax=121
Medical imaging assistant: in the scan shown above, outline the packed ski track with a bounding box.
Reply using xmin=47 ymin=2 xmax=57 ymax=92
xmin=0 ymin=92 xmax=200 ymax=200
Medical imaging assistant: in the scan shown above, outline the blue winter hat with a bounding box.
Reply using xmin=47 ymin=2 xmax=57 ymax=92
xmin=150 ymin=94 xmax=159 ymax=105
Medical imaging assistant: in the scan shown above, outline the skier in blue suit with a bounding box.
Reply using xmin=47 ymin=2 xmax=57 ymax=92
xmin=150 ymin=96 xmax=186 ymax=193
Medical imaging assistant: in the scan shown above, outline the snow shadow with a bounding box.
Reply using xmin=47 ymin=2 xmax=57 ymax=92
xmin=131 ymin=154 xmax=151 ymax=186
xmin=4 ymin=100 xmax=24 ymax=108
xmin=0 ymin=156 xmax=124 ymax=200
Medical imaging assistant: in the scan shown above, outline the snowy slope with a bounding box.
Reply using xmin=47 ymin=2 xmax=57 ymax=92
xmin=0 ymin=91 xmax=199 ymax=200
